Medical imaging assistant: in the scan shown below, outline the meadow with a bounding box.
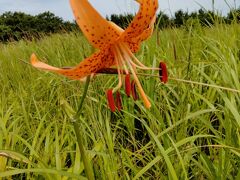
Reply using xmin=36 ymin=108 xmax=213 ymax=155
xmin=0 ymin=21 xmax=240 ymax=179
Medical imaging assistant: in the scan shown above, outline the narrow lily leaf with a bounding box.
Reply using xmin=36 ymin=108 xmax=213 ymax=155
xmin=0 ymin=168 xmax=87 ymax=179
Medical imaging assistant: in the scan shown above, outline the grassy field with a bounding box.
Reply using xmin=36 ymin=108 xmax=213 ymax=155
xmin=0 ymin=22 xmax=240 ymax=179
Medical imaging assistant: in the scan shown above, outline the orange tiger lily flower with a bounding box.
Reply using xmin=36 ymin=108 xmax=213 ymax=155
xmin=31 ymin=0 xmax=159 ymax=109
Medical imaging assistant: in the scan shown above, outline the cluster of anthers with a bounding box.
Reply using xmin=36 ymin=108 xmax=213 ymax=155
xmin=98 ymin=61 xmax=168 ymax=112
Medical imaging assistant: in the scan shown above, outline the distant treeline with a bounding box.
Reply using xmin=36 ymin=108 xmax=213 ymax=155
xmin=0 ymin=11 xmax=77 ymax=42
xmin=108 ymin=8 xmax=240 ymax=29
xmin=0 ymin=8 xmax=239 ymax=42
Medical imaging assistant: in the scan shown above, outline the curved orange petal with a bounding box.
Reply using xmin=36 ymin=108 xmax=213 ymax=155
xmin=31 ymin=49 xmax=115 ymax=80
xmin=123 ymin=16 xmax=155 ymax=53
xmin=132 ymin=15 xmax=156 ymax=42
xmin=121 ymin=0 xmax=158 ymax=41
xmin=70 ymin=0 xmax=123 ymax=50
xmin=126 ymin=15 xmax=156 ymax=52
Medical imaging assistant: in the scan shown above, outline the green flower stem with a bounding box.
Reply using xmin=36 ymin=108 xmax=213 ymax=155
xmin=72 ymin=76 xmax=94 ymax=180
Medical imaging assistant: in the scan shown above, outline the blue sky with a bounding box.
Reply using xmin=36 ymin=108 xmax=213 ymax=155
xmin=0 ymin=0 xmax=238 ymax=21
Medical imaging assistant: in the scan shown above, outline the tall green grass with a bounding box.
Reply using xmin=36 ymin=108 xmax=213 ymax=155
xmin=0 ymin=22 xmax=240 ymax=179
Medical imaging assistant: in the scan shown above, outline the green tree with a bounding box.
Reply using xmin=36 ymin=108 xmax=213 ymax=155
xmin=227 ymin=8 xmax=240 ymax=23
xmin=157 ymin=11 xmax=171 ymax=29
xmin=0 ymin=11 xmax=76 ymax=42
xmin=0 ymin=24 xmax=12 ymax=41
xmin=174 ymin=10 xmax=189 ymax=27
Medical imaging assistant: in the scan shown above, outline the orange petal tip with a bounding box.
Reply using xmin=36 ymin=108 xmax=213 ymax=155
xmin=29 ymin=54 xmax=60 ymax=71
xmin=30 ymin=53 xmax=38 ymax=65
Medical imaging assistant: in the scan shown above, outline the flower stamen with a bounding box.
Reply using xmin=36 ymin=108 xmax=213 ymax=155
xmin=116 ymin=44 xmax=151 ymax=108
xmin=119 ymin=43 xmax=160 ymax=71
xmin=159 ymin=62 xmax=168 ymax=83
xmin=125 ymin=74 xmax=131 ymax=97
xmin=126 ymin=58 xmax=151 ymax=108
xmin=116 ymin=91 xmax=123 ymax=111
xmin=131 ymin=80 xmax=139 ymax=101
xmin=112 ymin=52 xmax=123 ymax=93
xmin=106 ymin=89 xmax=116 ymax=112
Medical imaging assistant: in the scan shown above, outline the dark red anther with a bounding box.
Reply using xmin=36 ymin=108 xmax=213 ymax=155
xmin=106 ymin=89 xmax=116 ymax=112
xmin=116 ymin=91 xmax=123 ymax=111
xmin=125 ymin=74 xmax=131 ymax=97
xmin=131 ymin=80 xmax=139 ymax=101
xmin=159 ymin=62 xmax=168 ymax=84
